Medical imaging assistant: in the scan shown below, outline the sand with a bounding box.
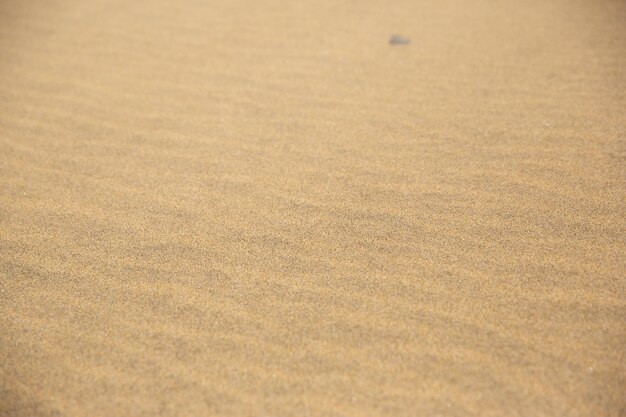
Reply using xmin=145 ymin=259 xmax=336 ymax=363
xmin=0 ymin=0 xmax=625 ymax=416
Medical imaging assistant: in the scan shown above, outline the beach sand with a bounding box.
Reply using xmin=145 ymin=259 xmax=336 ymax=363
xmin=1 ymin=0 xmax=625 ymax=415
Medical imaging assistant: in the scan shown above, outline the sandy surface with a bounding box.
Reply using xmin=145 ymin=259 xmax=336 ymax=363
xmin=1 ymin=0 xmax=625 ymax=416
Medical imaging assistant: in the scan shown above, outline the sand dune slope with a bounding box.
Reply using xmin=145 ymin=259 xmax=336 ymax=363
xmin=1 ymin=0 xmax=625 ymax=416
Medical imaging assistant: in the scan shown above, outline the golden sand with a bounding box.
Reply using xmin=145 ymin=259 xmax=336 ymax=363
xmin=1 ymin=0 xmax=625 ymax=415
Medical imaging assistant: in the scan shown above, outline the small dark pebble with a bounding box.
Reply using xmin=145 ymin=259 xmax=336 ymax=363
xmin=389 ymin=35 xmax=410 ymax=45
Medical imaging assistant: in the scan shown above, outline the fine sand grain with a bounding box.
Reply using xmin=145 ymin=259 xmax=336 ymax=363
xmin=1 ymin=0 xmax=625 ymax=416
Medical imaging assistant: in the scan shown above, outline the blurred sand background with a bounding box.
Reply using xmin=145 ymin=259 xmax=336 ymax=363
xmin=1 ymin=0 xmax=625 ymax=416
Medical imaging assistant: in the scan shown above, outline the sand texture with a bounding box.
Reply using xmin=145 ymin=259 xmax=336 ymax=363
xmin=1 ymin=0 xmax=625 ymax=416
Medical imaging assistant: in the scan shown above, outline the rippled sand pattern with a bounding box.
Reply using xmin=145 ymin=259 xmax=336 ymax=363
xmin=1 ymin=0 xmax=625 ymax=416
